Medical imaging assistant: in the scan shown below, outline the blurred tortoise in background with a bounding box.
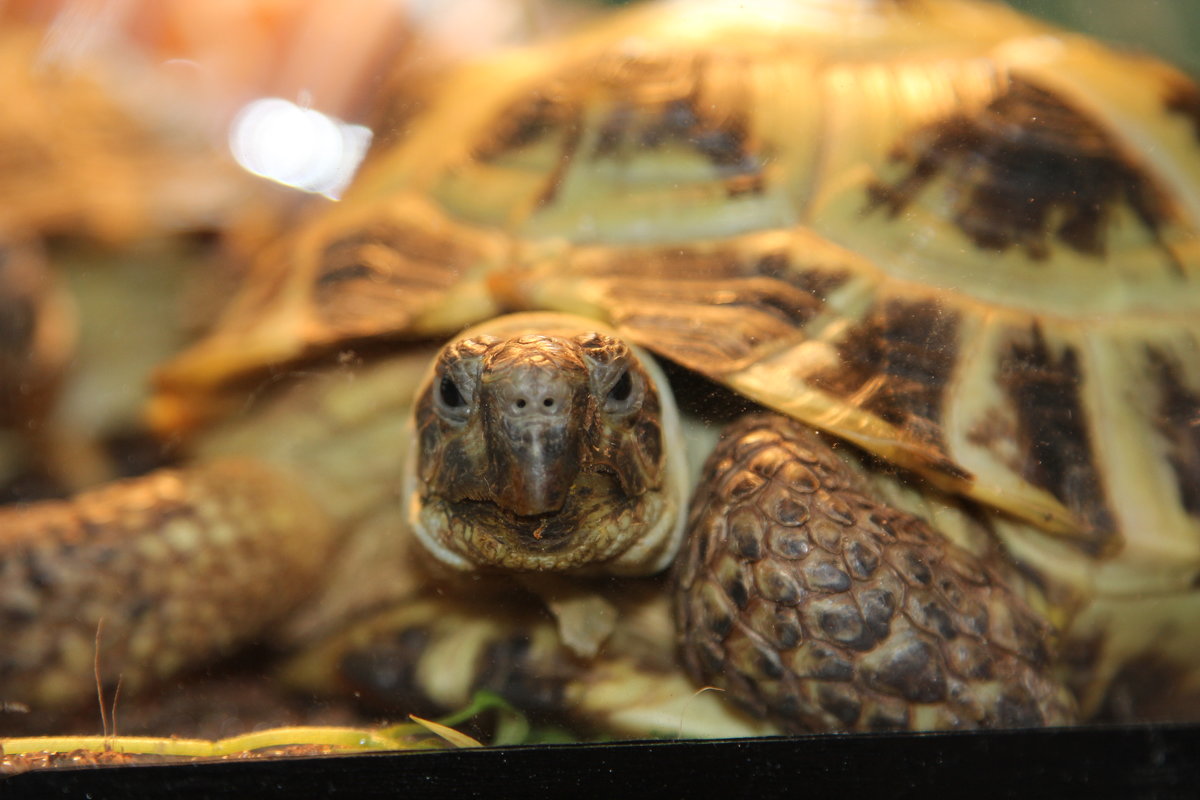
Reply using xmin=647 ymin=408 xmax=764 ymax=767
xmin=0 ymin=23 xmax=277 ymax=503
xmin=4 ymin=0 xmax=1200 ymax=740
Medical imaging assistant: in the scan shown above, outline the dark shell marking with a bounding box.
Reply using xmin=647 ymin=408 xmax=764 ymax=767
xmin=315 ymin=219 xmax=474 ymax=332
xmin=674 ymin=414 xmax=1074 ymax=732
xmin=868 ymin=77 xmax=1178 ymax=265
xmin=1147 ymin=347 xmax=1200 ymax=518
xmin=1165 ymin=78 xmax=1200 ymax=145
xmin=476 ymin=52 xmax=763 ymax=207
xmin=566 ymin=243 xmax=844 ymax=378
xmin=811 ymin=298 xmax=961 ymax=456
xmin=996 ymin=325 xmax=1115 ymax=548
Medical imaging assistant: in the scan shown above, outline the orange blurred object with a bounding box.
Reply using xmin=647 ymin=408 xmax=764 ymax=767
xmin=0 ymin=0 xmax=417 ymax=127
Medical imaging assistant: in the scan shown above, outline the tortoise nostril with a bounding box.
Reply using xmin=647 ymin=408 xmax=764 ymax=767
xmin=512 ymin=396 xmax=560 ymax=412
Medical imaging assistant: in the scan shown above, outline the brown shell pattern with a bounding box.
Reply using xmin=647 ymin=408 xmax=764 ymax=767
xmin=166 ymin=0 xmax=1200 ymax=571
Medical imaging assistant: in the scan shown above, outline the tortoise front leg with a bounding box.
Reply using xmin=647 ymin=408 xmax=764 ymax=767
xmin=0 ymin=460 xmax=338 ymax=711
xmin=674 ymin=414 xmax=1076 ymax=732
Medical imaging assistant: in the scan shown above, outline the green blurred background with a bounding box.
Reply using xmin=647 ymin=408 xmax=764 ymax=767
xmin=1005 ymin=0 xmax=1200 ymax=72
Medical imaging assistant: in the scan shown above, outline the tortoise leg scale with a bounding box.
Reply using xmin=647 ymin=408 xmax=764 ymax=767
xmin=674 ymin=414 xmax=1077 ymax=731
xmin=0 ymin=460 xmax=338 ymax=710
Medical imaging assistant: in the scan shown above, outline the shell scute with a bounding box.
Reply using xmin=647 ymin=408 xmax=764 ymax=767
xmin=866 ymin=77 xmax=1182 ymax=263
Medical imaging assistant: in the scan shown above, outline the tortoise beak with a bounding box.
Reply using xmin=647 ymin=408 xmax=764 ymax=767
xmin=481 ymin=363 xmax=584 ymax=517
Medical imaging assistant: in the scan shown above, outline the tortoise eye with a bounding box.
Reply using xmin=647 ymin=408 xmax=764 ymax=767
xmin=440 ymin=375 xmax=466 ymax=408
xmin=608 ymin=369 xmax=633 ymax=404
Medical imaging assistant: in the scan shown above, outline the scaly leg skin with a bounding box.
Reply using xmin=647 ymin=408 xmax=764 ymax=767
xmin=674 ymin=414 xmax=1077 ymax=732
xmin=0 ymin=460 xmax=339 ymax=713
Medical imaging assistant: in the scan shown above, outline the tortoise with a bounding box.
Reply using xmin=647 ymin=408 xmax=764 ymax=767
xmin=4 ymin=0 xmax=1200 ymax=738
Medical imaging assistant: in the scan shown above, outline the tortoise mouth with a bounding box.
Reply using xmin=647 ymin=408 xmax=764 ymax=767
xmin=418 ymin=468 xmax=662 ymax=572
xmin=447 ymin=470 xmax=624 ymax=554
xmin=456 ymin=500 xmax=582 ymax=550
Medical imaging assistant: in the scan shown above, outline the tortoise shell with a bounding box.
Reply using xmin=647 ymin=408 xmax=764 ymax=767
xmin=160 ymin=0 xmax=1200 ymax=614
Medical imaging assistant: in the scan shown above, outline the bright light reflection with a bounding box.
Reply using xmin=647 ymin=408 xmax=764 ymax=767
xmin=228 ymin=97 xmax=372 ymax=199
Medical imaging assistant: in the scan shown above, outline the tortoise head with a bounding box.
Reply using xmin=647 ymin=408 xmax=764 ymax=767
xmin=406 ymin=313 xmax=690 ymax=576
